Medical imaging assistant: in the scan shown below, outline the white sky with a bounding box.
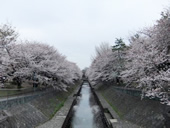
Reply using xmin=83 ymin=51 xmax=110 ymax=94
xmin=0 ymin=0 xmax=169 ymax=69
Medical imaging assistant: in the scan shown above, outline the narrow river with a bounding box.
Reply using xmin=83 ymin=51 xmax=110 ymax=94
xmin=71 ymin=82 xmax=105 ymax=128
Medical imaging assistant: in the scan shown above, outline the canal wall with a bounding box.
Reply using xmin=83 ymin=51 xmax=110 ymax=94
xmin=96 ymin=83 xmax=170 ymax=128
xmin=62 ymin=81 xmax=112 ymax=128
xmin=0 ymin=84 xmax=79 ymax=128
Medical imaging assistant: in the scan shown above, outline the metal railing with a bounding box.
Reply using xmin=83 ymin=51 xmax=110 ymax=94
xmin=0 ymin=86 xmax=52 ymax=98
xmin=0 ymin=87 xmax=54 ymax=110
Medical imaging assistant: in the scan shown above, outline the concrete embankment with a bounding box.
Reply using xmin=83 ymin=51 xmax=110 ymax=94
xmin=37 ymin=83 xmax=81 ymax=128
xmin=95 ymin=83 xmax=170 ymax=128
xmin=0 ymin=82 xmax=80 ymax=128
xmin=62 ymin=82 xmax=109 ymax=128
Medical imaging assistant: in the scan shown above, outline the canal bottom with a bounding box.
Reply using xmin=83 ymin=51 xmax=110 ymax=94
xmin=70 ymin=83 xmax=105 ymax=128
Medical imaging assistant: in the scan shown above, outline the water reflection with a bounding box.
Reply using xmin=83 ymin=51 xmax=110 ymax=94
xmin=71 ymin=83 xmax=97 ymax=128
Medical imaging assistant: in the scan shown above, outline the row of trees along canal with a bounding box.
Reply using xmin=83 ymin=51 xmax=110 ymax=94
xmin=0 ymin=24 xmax=82 ymax=91
xmin=86 ymin=9 xmax=170 ymax=105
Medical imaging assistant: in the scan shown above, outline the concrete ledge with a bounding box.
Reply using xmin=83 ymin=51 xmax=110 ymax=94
xmin=96 ymin=84 xmax=169 ymax=128
xmin=37 ymin=85 xmax=81 ymax=128
xmin=96 ymin=91 xmax=141 ymax=128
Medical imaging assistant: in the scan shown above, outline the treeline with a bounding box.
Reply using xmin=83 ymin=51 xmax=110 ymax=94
xmin=87 ymin=9 xmax=170 ymax=105
xmin=0 ymin=24 xmax=82 ymax=91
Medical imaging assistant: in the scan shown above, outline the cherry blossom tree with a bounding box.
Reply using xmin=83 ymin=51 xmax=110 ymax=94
xmin=10 ymin=41 xmax=82 ymax=90
xmin=87 ymin=8 xmax=170 ymax=105
xmin=121 ymin=9 xmax=170 ymax=105
xmin=87 ymin=43 xmax=125 ymax=85
xmin=0 ymin=24 xmax=18 ymax=76
xmin=0 ymin=24 xmax=82 ymax=90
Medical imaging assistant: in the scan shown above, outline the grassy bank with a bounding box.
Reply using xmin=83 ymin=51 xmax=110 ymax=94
xmin=96 ymin=83 xmax=167 ymax=128
xmin=101 ymin=92 xmax=123 ymax=119
xmin=41 ymin=81 xmax=81 ymax=120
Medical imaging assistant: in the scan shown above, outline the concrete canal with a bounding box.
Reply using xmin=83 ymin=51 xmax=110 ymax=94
xmin=62 ymin=82 xmax=111 ymax=128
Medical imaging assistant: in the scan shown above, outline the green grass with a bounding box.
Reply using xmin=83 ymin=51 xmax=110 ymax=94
xmin=50 ymin=100 xmax=66 ymax=119
xmin=101 ymin=92 xmax=123 ymax=119
xmin=49 ymin=81 xmax=80 ymax=119
xmin=49 ymin=86 xmax=75 ymax=119
xmin=36 ymin=81 xmax=82 ymax=127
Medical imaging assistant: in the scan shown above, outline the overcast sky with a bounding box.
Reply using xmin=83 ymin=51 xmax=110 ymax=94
xmin=0 ymin=0 xmax=169 ymax=69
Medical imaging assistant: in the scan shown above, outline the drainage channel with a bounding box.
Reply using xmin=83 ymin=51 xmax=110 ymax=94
xmin=62 ymin=81 xmax=113 ymax=128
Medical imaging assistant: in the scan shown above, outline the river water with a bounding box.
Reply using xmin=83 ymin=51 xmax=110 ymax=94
xmin=71 ymin=82 xmax=105 ymax=128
